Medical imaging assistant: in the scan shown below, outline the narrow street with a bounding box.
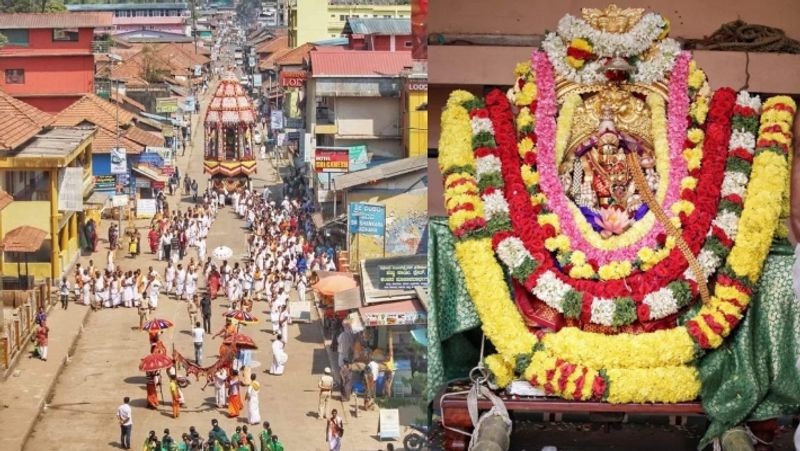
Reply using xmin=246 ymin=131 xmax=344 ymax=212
xmin=18 ymin=84 xmax=394 ymax=451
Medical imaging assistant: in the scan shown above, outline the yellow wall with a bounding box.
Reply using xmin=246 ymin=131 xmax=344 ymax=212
xmin=1 ymin=201 xmax=50 ymax=235
xmin=407 ymin=90 xmax=428 ymax=157
xmin=327 ymin=4 xmax=411 ymax=37
xmin=289 ymin=0 xmax=330 ymax=46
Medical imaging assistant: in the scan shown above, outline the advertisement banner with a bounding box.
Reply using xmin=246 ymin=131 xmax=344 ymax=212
xmin=110 ymin=147 xmax=127 ymax=175
xmin=367 ymin=255 xmax=428 ymax=290
xmin=349 ymin=202 xmax=385 ymax=236
xmin=270 ymin=110 xmax=284 ymax=131
xmin=253 ymin=74 xmax=263 ymax=87
xmin=156 ymin=97 xmax=179 ymax=113
xmin=348 ymin=145 xmax=368 ymax=172
xmin=58 ymin=167 xmax=84 ymax=211
xmin=136 ymin=198 xmax=157 ymax=218
xmin=314 ymin=147 xmax=350 ymax=173
xmin=94 ymin=175 xmax=116 ymax=191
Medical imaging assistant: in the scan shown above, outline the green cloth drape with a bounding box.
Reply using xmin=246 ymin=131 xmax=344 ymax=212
xmin=698 ymin=240 xmax=800 ymax=448
xmin=427 ymin=217 xmax=800 ymax=446
xmin=425 ymin=217 xmax=481 ymax=400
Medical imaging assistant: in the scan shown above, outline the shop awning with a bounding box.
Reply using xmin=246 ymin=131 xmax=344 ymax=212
xmin=0 ymin=190 xmax=13 ymax=211
xmin=2 ymin=225 xmax=48 ymax=253
xmin=358 ymin=299 xmax=427 ymax=326
xmin=334 ymin=287 xmax=362 ymax=312
xmin=131 ymin=165 xmax=168 ymax=183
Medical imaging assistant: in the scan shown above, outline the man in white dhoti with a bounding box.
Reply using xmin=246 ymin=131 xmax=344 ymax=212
xmin=245 ymin=374 xmax=261 ymax=425
xmin=214 ymin=367 xmax=228 ymax=408
xmin=270 ymin=337 xmax=286 ymax=375
xmin=147 ymin=276 xmax=161 ymax=311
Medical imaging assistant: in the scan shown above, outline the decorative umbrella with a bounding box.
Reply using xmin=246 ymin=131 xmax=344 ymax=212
xmin=224 ymin=309 xmax=259 ymax=324
xmin=223 ymin=333 xmax=258 ymax=349
xmin=213 ymin=245 xmax=233 ymax=260
xmin=313 ymin=274 xmax=357 ymax=297
xmin=139 ymin=353 xmax=174 ymax=372
xmin=141 ymin=318 xmax=174 ymax=332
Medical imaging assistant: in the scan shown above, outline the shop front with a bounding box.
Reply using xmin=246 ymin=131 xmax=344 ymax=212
xmin=130 ymin=165 xmax=167 ymax=218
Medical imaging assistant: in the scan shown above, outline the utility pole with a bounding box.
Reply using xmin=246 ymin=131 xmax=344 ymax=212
xmin=190 ymin=0 xmax=199 ymax=55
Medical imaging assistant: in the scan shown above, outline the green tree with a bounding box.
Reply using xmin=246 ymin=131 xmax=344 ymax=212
xmin=139 ymin=44 xmax=171 ymax=83
xmin=0 ymin=0 xmax=65 ymax=13
xmin=0 ymin=33 xmax=7 ymax=48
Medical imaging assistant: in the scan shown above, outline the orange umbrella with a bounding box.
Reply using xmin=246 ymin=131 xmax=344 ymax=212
xmin=223 ymin=333 xmax=258 ymax=349
xmin=313 ymin=274 xmax=357 ymax=297
xmin=139 ymin=353 xmax=174 ymax=372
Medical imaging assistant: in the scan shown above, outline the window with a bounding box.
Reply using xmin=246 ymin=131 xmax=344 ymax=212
xmin=339 ymin=15 xmax=346 ymax=21
xmin=384 ymin=15 xmax=391 ymax=18
xmin=4 ymin=29 xmax=29 ymax=46
xmin=404 ymin=40 xmax=412 ymax=48
xmin=5 ymin=69 xmax=24 ymax=84
xmin=53 ymin=28 xmax=79 ymax=41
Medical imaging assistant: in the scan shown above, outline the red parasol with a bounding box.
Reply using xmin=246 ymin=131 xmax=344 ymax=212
xmin=141 ymin=318 xmax=174 ymax=332
xmin=223 ymin=333 xmax=258 ymax=349
xmin=223 ymin=309 xmax=259 ymax=324
xmin=313 ymin=274 xmax=357 ymax=297
xmin=139 ymin=353 xmax=174 ymax=372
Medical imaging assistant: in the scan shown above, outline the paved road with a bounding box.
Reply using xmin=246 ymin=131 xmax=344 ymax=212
xmin=18 ymin=85 xmax=396 ymax=451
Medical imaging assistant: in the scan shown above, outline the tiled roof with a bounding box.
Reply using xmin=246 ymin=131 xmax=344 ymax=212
xmin=259 ymin=47 xmax=291 ymax=71
xmin=0 ymin=88 xmax=53 ymax=151
xmin=343 ymin=18 xmax=411 ymax=36
xmin=125 ymin=126 xmax=163 ymax=147
xmin=0 ymin=190 xmax=12 ymax=211
xmin=111 ymin=43 xmax=209 ymax=80
xmin=111 ymin=92 xmax=146 ymax=112
xmin=91 ymin=127 xmax=144 ymax=154
xmin=0 ymin=12 xmax=113 ymax=29
xmin=256 ymin=36 xmax=289 ymax=54
xmin=275 ymin=43 xmax=315 ymax=67
xmin=310 ymin=50 xmax=412 ymax=77
xmin=53 ymin=94 xmax=135 ymax=131
xmin=1 ymin=225 xmax=48 ymax=253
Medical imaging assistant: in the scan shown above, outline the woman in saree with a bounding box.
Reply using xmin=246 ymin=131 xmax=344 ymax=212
xmin=208 ymin=266 xmax=221 ymax=299
xmin=227 ymin=369 xmax=242 ymax=418
xmin=148 ymin=227 xmax=160 ymax=254
xmin=145 ymin=370 xmax=160 ymax=409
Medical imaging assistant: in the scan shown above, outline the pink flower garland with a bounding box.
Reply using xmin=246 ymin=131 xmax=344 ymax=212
xmin=532 ymin=51 xmax=690 ymax=265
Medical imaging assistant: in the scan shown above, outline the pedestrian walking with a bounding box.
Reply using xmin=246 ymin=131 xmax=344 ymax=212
xmin=192 ymin=321 xmax=204 ymax=366
xmin=35 ymin=320 xmax=48 ymax=361
xmin=245 ymin=374 xmax=261 ymax=425
xmin=188 ymin=294 xmax=200 ymax=325
xmin=214 ymin=367 xmax=228 ymax=409
xmin=326 ymin=409 xmax=343 ymax=451
xmin=59 ymin=276 xmax=70 ymax=309
xmin=116 ymin=396 xmax=132 ymax=450
xmin=200 ymin=294 xmax=212 ymax=333
xmin=318 ymin=367 xmax=334 ymax=419
xmin=339 ymin=361 xmax=352 ymax=402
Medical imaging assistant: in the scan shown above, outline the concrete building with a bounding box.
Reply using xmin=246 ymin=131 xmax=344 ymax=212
xmin=307 ymin=50 xmax=413 ymax=159
xmin=342 ymin=17 xmax=412 ymax=51
xmin=66 ymin=2 xmax=190 ymax=36
xmin=288 ymin=0 xmax=411 ymax=46
xmin=0 ymin=89 xmax=96 ymax=280
xmin=0 ymin=12 xmax=113 ymax=113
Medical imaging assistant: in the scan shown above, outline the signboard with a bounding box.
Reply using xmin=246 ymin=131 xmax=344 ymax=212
xmin=314 ymin=147 xmax=349 ymax=173
xmin=194 ymin=64 xmax=202 ymax=76
xmin=138 ymin=152 xmax=164 ymax=168
xmin=156 ymin=97 xmax=179 ymax=113
xmin=371 ymin=255 xmax=428 ymax=290
xmin=349 ymin=202 xmax=385 ymax=236
xmin=95 ymin=175 xmax=116 ymax=191
xmin=162 ymin=125 xmax=174 ymax=137
xmin=136 ymin=198 xmax=157 ymax=218
xmin=111 ymin=194 xmax=129 ymax=207
xmin=379 ymin=409 xmax=401 ymax=441
xmin=248 ymin=56 xmax=256 ymax=67
xmin=361 ymin=309 xmax=426 ymax=327
xmin=405 ymin=78 xmax=428 ymax=92
xmin=110 ymin=147 xmax=127 ymax=175
xmin=348 ymin=145 xmax=368 ymax=172
xmin=270 ymin=110 xmax=284 ymax=131
xmin=253 ymin=74 xmax=263 ymax=87
xmin=280 ymin=71 xmax=307 ymax=88
xmin=135 ymin=177 xmax=151 ymax=189
xmin=58 ymin=167 xmax=83 ymax=211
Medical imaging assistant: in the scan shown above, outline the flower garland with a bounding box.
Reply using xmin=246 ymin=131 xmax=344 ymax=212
xmin=440 ymin=88 xmax=792 ymax=402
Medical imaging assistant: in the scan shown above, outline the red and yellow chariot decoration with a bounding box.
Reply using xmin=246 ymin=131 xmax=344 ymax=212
xmin=203 ymin=75 xmax=258 ymax=179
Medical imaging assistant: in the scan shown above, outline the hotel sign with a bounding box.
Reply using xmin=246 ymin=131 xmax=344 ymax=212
xmin=280 ymin=71 xmax=307 ymax=88
xmin=314 ymin=147 xmax=349 ymax=173
xmin=405 ymin=79 xmax=427 ymax=92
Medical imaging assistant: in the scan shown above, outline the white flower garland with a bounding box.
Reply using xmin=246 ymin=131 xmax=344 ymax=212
xmin=557 ymin=12 xmax=670 ymax=57
xmin=483 ymin=190 xmax=510 ymax=222
xmin=542 ymin=33 xmax=680 ymax=85
xmin=712 ymin=211 xmax=740 ymax=241
xmin=642 ymin=287 xmax=679 ymax=320
xmin=728 ymin=129 xmax=756 ymax=154
xmin=471 ymin=117 xmax=494 ymax=136
xmin=475 ymin=154 xmax=503 ymax=179
xmin=721 ymin=171 xmax=749 ymax=198
xmin=496 ymin=237 xmax=530 ymax=270
xmin=736 ymin=90 xmax=762 ymax=112
xmin=532 ymin=271 xmax=572 ymax=311
xmin=590 ymin=298 xmax=616 ymax=326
